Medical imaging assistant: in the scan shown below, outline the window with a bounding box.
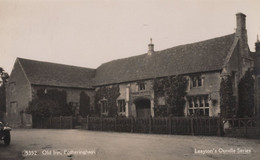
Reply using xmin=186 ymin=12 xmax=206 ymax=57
xmin=194 ymin=97 xmax=198 ymax=107
xmin=118 ymin=100 xmax=126 ymax=113
xmin=69 ymin=102 xmax=79 ymax=115
xmin=199 ymin=109 xmax=204 ymax=115
xmin=198 ymin=77 xmax=202 ymax=86
xmin=205 ymin=109 xmax=209 ymax=116
xmin=192 ymin=78 xmax=197 ymax=87
xmin=199 ymin=97 xmax=203 ymax=107
xmin=100 ymin=100 xmax=108 ymax=114
xmin=139 ymin=82 xmax=146 ymax=91
xmin=191 ymin=76 xmax=203 ymax=88
xmin=187 ymin=95 xmax=210 ymax=116
xmin=189 ymin=99 xmax=193 ymax=107
xmin=205 ymin=96 xmax=209 ymax=107
xmin=189 ymin=109 xmax=193 ymax=115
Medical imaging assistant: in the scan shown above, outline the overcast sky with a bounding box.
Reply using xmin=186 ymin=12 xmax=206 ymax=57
xmin=0 ymin=0 xmax=260 ymax=74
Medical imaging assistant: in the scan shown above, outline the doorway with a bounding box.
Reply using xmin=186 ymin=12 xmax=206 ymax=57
xmin=134 ymin=98 xmax=151 ymax=118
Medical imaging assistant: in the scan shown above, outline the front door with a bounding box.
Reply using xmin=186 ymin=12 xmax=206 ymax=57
xmin=135 ymin=98 xmax=151 ymax=118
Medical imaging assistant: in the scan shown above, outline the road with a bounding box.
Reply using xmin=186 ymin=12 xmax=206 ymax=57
xmin=0 ymin=129 xmax=259 ymax=160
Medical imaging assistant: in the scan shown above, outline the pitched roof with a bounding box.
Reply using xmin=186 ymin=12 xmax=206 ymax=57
xmin=94 ymin=34 xmax=235 ymax=86
xmin=18 ymin=58 xmax=96 ymax=89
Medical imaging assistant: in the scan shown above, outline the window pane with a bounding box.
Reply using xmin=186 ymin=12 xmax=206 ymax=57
xmin=204 ymin=96 xmax=209 ymax=107
xmin=205 ymin=109 xmax=209 ymax=116
xmin=189 ymin=109 xmax=193 ymax=115
xmin=139 ymin=83 xmax=145 ymax=90
xmin=195 ymin=98 xmax=198 ymax=107
xmin=101 ymin=101 xmax=108 ymax=113
xmin=198 ymin=77 xmax=202 ymax=86
xmin=189 ymin=99 xmax=193 ymax=108
xmin=199 ymin=109 xmax=204 ymax=116
xmin=194 ymin=109 xmax=198 ymax=114
xmin=123 ymin=105 xmax=125 ymax=112
xmin=123 ymin=101 xmax=126 ymax=112
xmin=199 ymin=97 xmax=203 ymax=107
xmin=118 ymin=100 xmax=126 ymax=113
xmin=193 ymin=79 xmax=197 ymax=87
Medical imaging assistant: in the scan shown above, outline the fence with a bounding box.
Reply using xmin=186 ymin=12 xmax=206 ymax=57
xmin=32 ymin=116 xmax=73 ymax=129
xmin=223 ymin=117 xmax=259 ymax=138
xmin=32 ymin=116 xmax=259 ymax=138
xmin=84 ymin=116 xmax=221 ymax=136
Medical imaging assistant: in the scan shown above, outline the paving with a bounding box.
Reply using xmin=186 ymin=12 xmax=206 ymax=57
xmin=0 ymin=129 xmax=259 ymax=160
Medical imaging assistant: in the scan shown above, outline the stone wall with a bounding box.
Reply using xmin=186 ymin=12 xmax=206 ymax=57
xmin=96 ymin=72 xmax=222 ymax=118
xmin=6 ymin=60 xmax=32 ymax=127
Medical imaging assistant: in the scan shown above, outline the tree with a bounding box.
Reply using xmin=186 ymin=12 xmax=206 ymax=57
xmin=26 ymin=89 xmax=73 ymax=117
xmin=220 ymin=76 xmax=235 ymax=118
xmin=166 ymin=76 xmax=188 ymax=116
xmin=95 ymin=85 xmax=120 ymax=117
xmin=79 ymin=92 xmax=90 ymax=117
xmin=26 ymin=98 xmax=58 ymax=117
xmin=237 ymin=70 xmax=255 ymax=117
xmin=153 ymin=75 xmax=188 ymax=117
xmin=0 ymin=67 xmax=9 ymax=87
xmin=0 ymin=67 xmax=9 ymax=112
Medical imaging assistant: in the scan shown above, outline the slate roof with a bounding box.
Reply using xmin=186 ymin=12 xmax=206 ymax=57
xmin=18 ymin=58 xmax=96 ymax=89
xmin=94 ymin=34 xmax=235 ymax=86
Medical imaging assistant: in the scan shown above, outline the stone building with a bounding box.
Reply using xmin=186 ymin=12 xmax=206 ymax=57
xmin=6 ymin=58 xmax=95 ymax=127
xmin=5 ymin=13 xmax=259 ymax=127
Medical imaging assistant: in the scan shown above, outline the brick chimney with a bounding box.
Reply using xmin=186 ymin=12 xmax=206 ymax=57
xmin=148 ymin=38 xmax=154 ymax=56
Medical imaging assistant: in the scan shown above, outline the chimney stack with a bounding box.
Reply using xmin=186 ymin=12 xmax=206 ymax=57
xmin=236 ymin=13 xmax=246 ymax=30
xmin=235 ymin=13 xmax=247 ymax=41
xmin=235 ymin=12 xmax=248 ymax=59
xmin=148 ymin=38 xmax=154 ymax=55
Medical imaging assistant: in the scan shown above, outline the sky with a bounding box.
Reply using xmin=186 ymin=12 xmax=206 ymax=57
xmin=0 ymin=0 xmax=260 ymax=74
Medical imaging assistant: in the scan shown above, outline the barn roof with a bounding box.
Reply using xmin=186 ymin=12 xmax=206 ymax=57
xmin=94 ymin=34 xmax=235 ymax=86
xmin=17 ymin=58 xmax=96 ymax=89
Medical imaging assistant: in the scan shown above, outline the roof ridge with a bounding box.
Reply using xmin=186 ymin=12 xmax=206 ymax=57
xmin=17 ymin=57 xmax=96 ymax=71
xmin=158 ymin=33 xmax=235 ymax=53
xmin=97 ymin=33 xmax=235 ymax=68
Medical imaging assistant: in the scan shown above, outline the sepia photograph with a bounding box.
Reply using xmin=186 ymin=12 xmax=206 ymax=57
xmin=0 ymin=0 xmax=260 ymax=159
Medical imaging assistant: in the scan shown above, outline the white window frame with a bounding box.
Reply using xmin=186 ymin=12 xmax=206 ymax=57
xmin=190 ymin=76 xmax=203 ymax=88
xmin=187 ymin=95 xmax=210 ymax=116
xmin=117 ymin=99 xmax=126 ymax=114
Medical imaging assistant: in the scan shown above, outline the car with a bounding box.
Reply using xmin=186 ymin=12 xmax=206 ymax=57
xmin=0 ymin=121 xmax=11 ymax=146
